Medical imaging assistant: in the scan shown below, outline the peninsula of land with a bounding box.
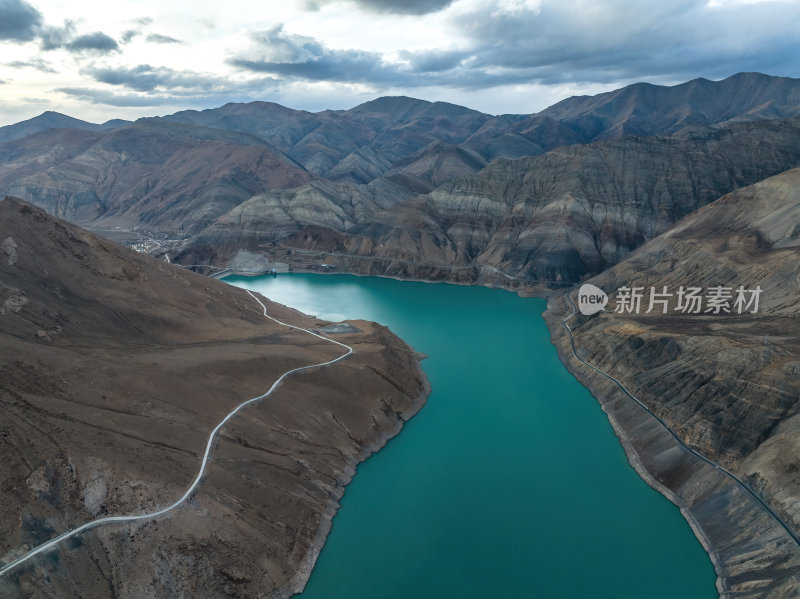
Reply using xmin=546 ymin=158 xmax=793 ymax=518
xmin=4 ymin=72 xmax=800 ymax=597
xmin=0 ymin=197 xmax=428 ymax=598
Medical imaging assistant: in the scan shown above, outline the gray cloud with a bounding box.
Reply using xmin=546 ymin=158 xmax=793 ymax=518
xmin=230 ymin=52 xmax=391 ymax=84
xmin=306 ymin=0 xmax=454 ymax=15
xmin=145 ymin=33 xmax=182 ymax=44
xmin=39 ymin=22 xmax=118 ymax=54
xmin=230 ymin=25 xmax=540 ymax=89
xmin=121 ymin=29 xmax=140 ymax=44
xmin=67 ymin=32 xmax=119 ymax=53
xmin=57 ymin=73 xmax=281 ymax=108
xmin=400 ymin=48 xmax=464 ymax=73
xmin=0 ymin=0 xmax=42 ymax=41
xmin=10 ymin=0 xmax=800 ymax=118
xmin=448 ymin=0 xmax=800 ymax=85
xmin=83 ymin=64 xmax=225 ymax=92
xmin=230 ymin=1 xmax=800 ymax=94
xmin=39 ymin=21 xmax=75 ymax=50
xmin=56 ymin=87 xmax=165 ymax=107
xmin=74 ymin=63 xmax=282 ymax=109
xmin=6 ymin=57 xmax=56 ymax=73
xmin=229 ymin=26 xmax=408 ymax=84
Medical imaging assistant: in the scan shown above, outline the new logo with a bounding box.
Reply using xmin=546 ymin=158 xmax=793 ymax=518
xmin=578 ymin=284 xmax=608 ymax=315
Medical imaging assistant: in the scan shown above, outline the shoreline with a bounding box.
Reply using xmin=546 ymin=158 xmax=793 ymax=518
xmin=276 ymin=347 xmax=431 ymax=598
xmin=542 ymin=295 xmax=800 ymax=597
xmin=215 ymin=268 xmax=434 ymax=598
xmin=214 ymin=264 xmax=563 ymax=299
xmin=541 ymin=294 xmax=730 ymax=591
xmin=217 ymin=265 xmax=799 ymax=597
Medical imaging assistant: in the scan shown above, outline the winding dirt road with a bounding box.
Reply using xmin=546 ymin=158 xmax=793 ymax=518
xmin=561 ymin=292 xmax=800 ymax=547
xmin=0 ymin=289 xmax=353 ymax=577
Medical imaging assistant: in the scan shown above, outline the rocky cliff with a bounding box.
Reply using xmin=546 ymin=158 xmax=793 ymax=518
xmin=545 ymin=168 xmax=800 ymax=596
xmin=179 ymin=117 xmax=800 ymax=289
xmin=0 ymin=197 xmax=428 ymax=598
xmin=4 ymin=73 xmax=800 ymax=245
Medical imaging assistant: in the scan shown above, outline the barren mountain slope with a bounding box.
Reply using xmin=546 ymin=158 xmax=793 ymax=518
xmin=526 ymin=72 xmax=800 ymax=147
xmin=179 ymin=118 xmax=800 ymax=289
xmin=0 ymin=197 xmax=427 ymax=598
xmin=546 ymin=168 xmax=800 ymax=596
xmin=160 ymin=73 xmax=800 ymax=171
xmin=161 ymin=96 xmax=493 ymax=181
xmin=0 ymin=111 xmax=127 ymax=144
xmin=4 ymin=73 xmax=800 ymax=248
xmin=0 ymin=121 xmax=313 ymax=232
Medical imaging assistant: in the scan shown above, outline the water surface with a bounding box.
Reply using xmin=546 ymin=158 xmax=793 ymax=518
xmin=225 ymin=273 xmax=716 ymax=599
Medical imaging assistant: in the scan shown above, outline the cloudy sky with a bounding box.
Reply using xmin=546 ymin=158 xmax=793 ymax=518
xmin=1 ymin=0 xmax=799 ymax=125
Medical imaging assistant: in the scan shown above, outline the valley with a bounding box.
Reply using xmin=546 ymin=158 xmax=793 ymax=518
xmin=2 ymin=71 xmax=800 ymax=597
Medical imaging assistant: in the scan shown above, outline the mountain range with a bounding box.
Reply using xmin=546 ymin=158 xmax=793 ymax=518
xmin=2 ymin=72 xmax=800 ymax=289
xmin=184 ymin=116 xmax=800 ymax=286
xmin=4 ymin=71 xmax=800 ymax=597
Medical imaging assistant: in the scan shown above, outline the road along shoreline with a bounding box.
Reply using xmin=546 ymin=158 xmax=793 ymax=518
xmin=0 ymin=289 xmax=354 ymax=579
xmin=544 ymin=293 xmax=800 ymax=598
xmin=217 ymin=268 xmax=800 ymax=597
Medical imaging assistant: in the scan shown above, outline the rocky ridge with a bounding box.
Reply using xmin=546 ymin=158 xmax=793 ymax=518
xmin=179 ymin=117 xmax=800 ymax=289
xmin=0 ymin=121 xmax=313 ymax=232
xmin=0 ymin=111 xmax=127 ymax=144
xmin=545 ymin=168 xmax=800 ymax=596
xmin=3 ymin=73 xmax=800 ymax=248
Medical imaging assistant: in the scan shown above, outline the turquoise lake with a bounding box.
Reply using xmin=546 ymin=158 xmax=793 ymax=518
xmin=225 ymin=273 xmax=716 ymax=598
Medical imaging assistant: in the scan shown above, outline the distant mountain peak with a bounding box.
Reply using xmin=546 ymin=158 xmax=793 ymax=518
xmin=0 ymin=110 xmax=128 ymax=144
xmin=535 ymin=71 xmax=800 ymax=142
xmin=3 ymin=71 xmax=800 ymax=239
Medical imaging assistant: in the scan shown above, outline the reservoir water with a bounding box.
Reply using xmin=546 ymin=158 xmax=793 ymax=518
xmin=225 ymin=273 xmax=716 ymax=598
